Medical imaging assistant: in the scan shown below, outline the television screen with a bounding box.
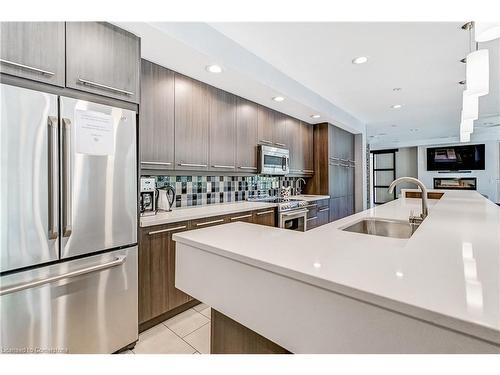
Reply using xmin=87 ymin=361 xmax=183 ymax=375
xmin=426 ymin=144 xmax=485 ymax=171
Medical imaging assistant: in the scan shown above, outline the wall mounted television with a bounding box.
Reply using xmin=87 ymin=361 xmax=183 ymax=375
xmin=426 ymin=144 xmax=485 ymax=171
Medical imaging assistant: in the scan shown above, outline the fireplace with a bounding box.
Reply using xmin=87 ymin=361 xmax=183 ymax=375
xmin=433 ymin=177 xmax=477 ymax=190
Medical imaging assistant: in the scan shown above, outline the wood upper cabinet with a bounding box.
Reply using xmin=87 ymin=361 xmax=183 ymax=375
xmin=301 ymin=121 xmax=314 ymax=174
xmin=140 ymin=60 xmax=175 ymax=171
xmin=236 ymin=98 xmax=259 ymax=172
xmin=138 ymin=222 xmax=192 ymax=325
xmin=174 ymin=73 xmax=210 ymax=171
xmin=257 ymin=105 xmax=275 ymax=146
xmin=209 ymin=86 xmax=237 ymax=172
xmin=273 ymin=112 xmax=288 ymax=148
xmin=66 ymin=22 xmax=140 ymax=103
xmin=0 ymin=22 xmax=65 ymax=87
xmin=288 ymin=117 xmax=304 ymax=173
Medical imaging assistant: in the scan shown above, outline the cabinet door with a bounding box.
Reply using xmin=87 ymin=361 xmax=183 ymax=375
xmin=317 ymin=205 xmax=330 ymax=226
xmin=236 ymin=98 xmax=259 ymax=172
xmin=253 ymin=208 xmax=276 ymax=227
xmin=138 ymin=222 xmax=192 ymax=324
xmin=257 ymin=105 xmax=275 ymax=146
xmin=0 ymin=22 xmax=65 ymax=87
xmin=66 ymin=22 xmax=140 ymax=103
xmin=287 ymin=117 xmax=304 ymax=174
xmin=174 ymin=73 xmax=210 ymax=171
xmin=302 ymin=122 xmax=314 ymax=174
xmin=329 ymin=197 xmax=341 ymax=222
xmin=273 ymin=112 xmax=288 ymax=148
xmin=140 ymin=60 xmax=175 ymax=171
xmin=209 ymin=87 xmax=236 ymax=172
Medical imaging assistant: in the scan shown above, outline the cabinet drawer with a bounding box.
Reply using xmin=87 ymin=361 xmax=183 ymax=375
xmin=189 ymin=215 xmax=228 ymax=229
xmin=0 ymin=22 xmax=65 ymax=87
xmin=66 ymin=22 xmax=140 ymax=103
xmin=228 ymin=211 xmax=254 ymax=223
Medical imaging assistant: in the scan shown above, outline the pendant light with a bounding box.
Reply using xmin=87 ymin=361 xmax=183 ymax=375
xmin=466 ymin=49 xmax=489 ymax=96
xmin=475 ymin=22 xmax=500 ymax=42
xmin=461 ymin=90 xmax=479 ymax=120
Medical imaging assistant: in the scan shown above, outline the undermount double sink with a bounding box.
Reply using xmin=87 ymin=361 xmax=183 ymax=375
xmin=341 ymin=217 xmax=420 ymax=239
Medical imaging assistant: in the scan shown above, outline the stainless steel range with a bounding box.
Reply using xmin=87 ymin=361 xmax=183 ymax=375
xmin=248 ymin=196 xmax=309 ymax=231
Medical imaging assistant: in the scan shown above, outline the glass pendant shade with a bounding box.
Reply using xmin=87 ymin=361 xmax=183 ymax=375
xmin=474 ymin=22 xmax=500 ymax=42
xmin=466 ymin=49 xmax=489 ymax=96
xmin=462 ymin=90 xmax=479 ymax=120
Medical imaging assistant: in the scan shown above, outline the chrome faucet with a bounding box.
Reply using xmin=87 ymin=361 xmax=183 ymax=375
xmin=388 ymin=177 xmax=429 ymax=223
xmin=296 ymin=178 xmax=306 ymax=195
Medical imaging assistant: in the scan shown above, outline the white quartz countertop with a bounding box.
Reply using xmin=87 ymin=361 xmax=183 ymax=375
xmin=139 ymin=194 xmax=329 ymax=227
xmin=173 ymin=191 xmax=500 ymax=344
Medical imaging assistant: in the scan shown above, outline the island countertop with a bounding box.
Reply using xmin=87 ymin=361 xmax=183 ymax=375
xmin=173 ymin=190 xmax=500 ymax=346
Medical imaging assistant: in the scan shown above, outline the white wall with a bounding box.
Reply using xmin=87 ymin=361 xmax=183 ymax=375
xmin=417 ymin=141 xmax=500 ymax=203
xmin=395 ymin=147 xmax=418 ymax=196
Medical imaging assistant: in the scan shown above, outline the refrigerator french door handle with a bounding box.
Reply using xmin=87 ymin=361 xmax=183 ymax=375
xmin=47 ymin=116 xmax=59 ymax=240
xmin=62 ymin=118 xmax=72 ymax=237
xmin=0 ymin=256 xmax=127 ymax=296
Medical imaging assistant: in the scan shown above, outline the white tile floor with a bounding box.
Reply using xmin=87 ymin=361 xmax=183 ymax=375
xmin=123 ymin=303 xmax=211 ymax=354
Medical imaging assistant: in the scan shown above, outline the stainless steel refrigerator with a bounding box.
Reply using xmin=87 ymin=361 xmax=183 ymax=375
xmin=0 ymin=83 xmax=138 ymax=353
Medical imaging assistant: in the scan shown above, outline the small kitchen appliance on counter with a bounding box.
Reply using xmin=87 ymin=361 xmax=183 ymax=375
xmin=157 ymin=186 xmax=176 ymax=212
xmin=140 ymin=177 xmax=157 ymax=216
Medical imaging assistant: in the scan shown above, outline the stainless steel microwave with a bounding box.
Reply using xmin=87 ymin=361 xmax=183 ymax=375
xmin=258 ymin=145 xmax=289 ymax=175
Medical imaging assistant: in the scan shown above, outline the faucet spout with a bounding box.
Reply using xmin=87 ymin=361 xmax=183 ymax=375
xmin=388 ymin=177 xmax=429 ymax=219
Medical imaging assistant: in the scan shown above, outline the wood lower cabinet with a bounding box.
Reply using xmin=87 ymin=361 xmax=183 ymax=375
xmin=139 ymin=59 xmax=175 ymax=171
xmin=66 ymin=22 xmax=140 ymax=103
xmin=306 ymin=199 xmax=329 ymax=230
xmin=0 ymin=22 xmax=65 ymax=87
xmin=139 ymin=222 xmax=192 ymax=327
xmin=253 ymin=208 xmax=276 ymax=227
xmin=228 ymin=211 xmax=254 ymax=223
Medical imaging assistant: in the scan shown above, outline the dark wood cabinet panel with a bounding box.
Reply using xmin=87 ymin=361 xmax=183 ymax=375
xmin=0 ymin=22 xmax=65 ymax=87
xmin=138 ymin=222 xmax=192 ymax=325
xmin=66 ymin=22 xmax=140 ymax=103
xmin=253 ymin=208 xmax=276 ymax=227
xmin=257 ymin=105 xmax=275 ymax=146
xmin=209 ymin=86 xmax=236 ymax=172
xmin=174 ymin=73 xmax=210 ymax=171
xmin=288 ymin=117 xmax=304 ymax=174
xmin=236 ymin=98 xmax=259 ymax=172
xmin=273 ymin=112 xmax=288 ymax=148
xmin=139 ymin=60 xmax=175 ymax=171
xmin=302 ymin=122 xmax=314 ymax=174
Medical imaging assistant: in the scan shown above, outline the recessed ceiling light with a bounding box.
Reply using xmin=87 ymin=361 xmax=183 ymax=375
xmin=390 ymin=124 xmax=397 ymax=127
xmin=410 ymin=128 xmax=419 ymax=132
xmin=311 ymin=114 xmax=321 ymax=119
xmin=393 ymin=87 xmax=402 ymax=91
xmin=391 ymin=104 xmax=403 ymax=109
xmin=272 ymin=96 xmax=285 ymax=102
xmin=352 ymin=56 xmax=368 ymax=64
xmin=206 ymin=64 xmax=222 ymax=73
xmin=313 ymin=262 xmax=321 ymax=269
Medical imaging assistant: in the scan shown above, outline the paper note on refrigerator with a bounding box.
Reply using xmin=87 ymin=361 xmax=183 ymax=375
xmin=75 ymin=110 xmax=115 ymax=155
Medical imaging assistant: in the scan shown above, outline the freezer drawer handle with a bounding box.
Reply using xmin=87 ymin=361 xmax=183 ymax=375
xmin=78 ymin=78 xmax=134 ymax=96
xmin=48 ymin=116 xmax=59 ymax=240
xmin=62 ymin=118 xmax=72 ymax=237
xmin=0 ymin=58 xmax=55 ymax=76
xmin=0 ymin=256 xmax=126 ymax=296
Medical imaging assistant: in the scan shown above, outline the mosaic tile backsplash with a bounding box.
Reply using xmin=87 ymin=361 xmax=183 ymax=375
xmin=147 ymin=175 xmax=307 ymax=208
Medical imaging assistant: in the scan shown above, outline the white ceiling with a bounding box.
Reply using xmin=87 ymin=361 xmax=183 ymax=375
xmin=117 ymin=22 xmax=500 ymax=147
xmin=210 ymin=22 xmax=500 ymax=147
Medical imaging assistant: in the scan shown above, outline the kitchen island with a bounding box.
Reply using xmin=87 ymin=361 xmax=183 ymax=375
xmin=173 ymin=191 xmax=500 ymax=353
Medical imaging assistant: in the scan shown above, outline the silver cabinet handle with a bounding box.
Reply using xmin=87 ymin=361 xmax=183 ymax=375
xmin=319 ymin=207 xmax=330 ymax=212
xmin=303 ymin=169 xmax=314 ymax=173
xmin=281 ymin=209 xmax=308 ymax=217
xmin=141 ymin=161 xmax=172 ymax=165
xmin=78 ymin=78 xmax=134 ymax=96
xmin=62 ymin=118 xmax=72 ymax=238
xmin=178 ymin=163 xmax=208 ymax=168
xmin=148 ymin=225 xmax=187 ymax=235
xmin=274 ymin=142 xmax=286 ymax=147
xmin=47 ymin=116 xmax=59 ymax=240
xmin=259 ymin=139 xmax=273 ymax=144
xmin=307 ymin=216 xmax=318 ymax=221
xmin=308 ymin=203 xmax=318 ymax=208
xmin=212 ymin=165 xmax=235 ymax=169
xmin=230 ymin=214 xmax=253 ymax=221
xmin=238 ymin=166 xmax=257 ymax=170
xmin=195 ymin=219 xmax=225 ymax=227
xmin=0 ymin=256 xmax=126 ymax=296
xmin=0 ymin=58 xmax=55 ymax=76
xmin=256 ymin=210 xmax=275 ymax=216
xmin=289 ymin=169 xmax=301 ymax=173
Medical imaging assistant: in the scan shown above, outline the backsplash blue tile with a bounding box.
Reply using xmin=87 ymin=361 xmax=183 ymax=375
xmin=144 ymin=175 xmax=306 ymax=208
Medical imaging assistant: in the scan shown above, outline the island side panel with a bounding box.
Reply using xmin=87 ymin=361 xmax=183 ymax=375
xmin=175 ymin=242 xmax=500 ymax=354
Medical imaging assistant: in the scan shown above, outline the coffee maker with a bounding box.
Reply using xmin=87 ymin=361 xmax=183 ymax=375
xmin=140 ymin=177 xmax=157 ymax=216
